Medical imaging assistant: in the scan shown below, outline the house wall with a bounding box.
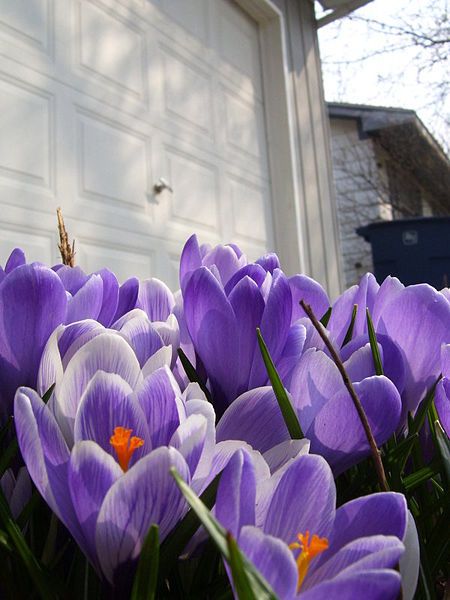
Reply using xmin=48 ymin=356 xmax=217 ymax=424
xmin=329 ymin=115 xmax=440 ymax=287
xmin=329 ymin=117 xmax=391 ymax=287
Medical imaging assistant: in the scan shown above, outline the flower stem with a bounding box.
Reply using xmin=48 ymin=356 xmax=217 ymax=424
xmin=300 ymin=300 xmax=389 ymax=492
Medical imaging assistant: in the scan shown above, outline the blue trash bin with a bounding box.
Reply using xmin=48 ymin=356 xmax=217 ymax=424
xmin=357 ymin=217 xmax=450 ymax=288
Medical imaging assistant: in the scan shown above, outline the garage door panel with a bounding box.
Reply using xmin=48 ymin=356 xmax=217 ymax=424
xmin=0 ymin=225 xmax=54 ymax=266
xmin=160 ymin=44 xmax=214 ymax=139
xmin=216 ymin=0 xmax=262 ymax=99
xmin=164 ymin=146 xmax=219 ymax=233
xmin=0 ymin=75 xmax=54 ymax=189
xmin=228 ymin=175 xmax=270 ymax=245
xmin=75 ymin=238 xmax=154 ymax=282
xmin=0 ymin=0 xmax=52 ymax=55
xmin=77 ymin=1 xmax=146 ymax=102
xmin=160 ymin=0 xmax=210 ymax=45
xmin=221 ymin=87 xmax=268 ymax=171
xmin=76 ymin=109 xmax=151 ymax=210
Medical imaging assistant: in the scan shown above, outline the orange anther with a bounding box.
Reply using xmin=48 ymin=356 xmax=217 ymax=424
xmin=110 ymin=426 xmax=144 ymax=471
xmin=289 ymin=530 xmax=329 ymax=592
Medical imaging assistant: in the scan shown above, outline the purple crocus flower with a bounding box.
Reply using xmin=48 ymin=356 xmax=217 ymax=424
xmin=0 ymin=260 xmax=67 ymax=420
xmin=14 ymin=329 xmax=244 ymax=586
xmin=180 ymin=235 xmax=301 ymax=413
xmin=216 ymin=449 xmax=417 ymax=599
xmin=53 ymin=265 xmax=119 ymax=327
xmin=216 ymin=341 xmax=402 ymax=475
xmin=327 ymin=273 xmax=450 ymax=426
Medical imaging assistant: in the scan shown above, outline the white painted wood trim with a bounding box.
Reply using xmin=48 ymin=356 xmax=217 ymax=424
xmin=234 ymin=0 xmax=307 ymax=276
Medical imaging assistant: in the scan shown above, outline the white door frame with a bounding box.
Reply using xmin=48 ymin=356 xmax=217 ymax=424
xmin=236 ymin=0 xmax=306 ymax=276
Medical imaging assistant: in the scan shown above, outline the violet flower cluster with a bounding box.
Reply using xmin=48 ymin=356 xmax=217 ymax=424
xmin=1 ymin=234 xmax=448 ymax=598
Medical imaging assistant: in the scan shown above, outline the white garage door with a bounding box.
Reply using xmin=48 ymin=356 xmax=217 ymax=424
xmin=0 ymin=0 xmax=275 ymax=288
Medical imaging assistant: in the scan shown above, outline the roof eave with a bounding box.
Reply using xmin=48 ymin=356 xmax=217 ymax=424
xmin=316 ymin=0 xmax=373 ymax=27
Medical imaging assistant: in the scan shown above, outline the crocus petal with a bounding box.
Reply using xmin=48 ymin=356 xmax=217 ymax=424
xmin=95 ymin=268 xmax=119 ymax=327
xmin=74 ymin=371 xmax=150 ymax=464
xmin=195 ymin=440 xmax=265 ymax=495
xmin=239 ymin=526 xmax=298 ymax=600
xmin=224 ymin=264 xmax=268 ymax=296
xmin=37 ymin=326 xmax=64 ymax=397
xmin=375 ymin=284 xmax=450 ymax=420
xmin=185 ymin=398 xmax=216 ymax=479
xmin=228 ymin=275 xmax=265 ymax=394
xmin=137 ymin=366 xmax=185 ymax=447
xmin=435 ymin=378 xmax=450 ymax=437
xmin=136 ymin=278 xmax=175 ymax=322
xmin=68 ymin=441 xmax=122 ymax=566
xmin=305 ymin=536 xmax=404 ymax=590
xmin=325 ymin=492 xmax=407 ymax=560
xmin=441 ymin=344 xmax=450 ymax=376
xmin=56 ymin=266 xmax=89 ymax=295
xmin=180 ymin=233 xmax=203 ymax=290
xmin=53 ymin=333 xmax=142 ymax=444
xmin=95 ymin=447 xmax=189 ymax=583
xmin=59 ymin=320 xmax=106 ymax=369
xmin=299 ymin=569 xmax=401 ymax=600
xmin=263 ymin=454 xmax=335 ymax=544
xmin=308 ymin=376 xmax=401 ymax=474
xmin=289 ymin=274 xmax=330 ymax=324
xmin=342 ymin=344 xmax=377 ymax=382
xmin=170 ymin=414 xmax=207 ymax=477
xmin=217 ymin=387 xmax=290 ymax=454
xmin=184 ymin=267 xmax=239 ymax=409
xmin=113 ymin=309 xmax=164 ymax=367
xmin=65 ymin=274 xmax=103 ymax=324
xmin=0 ymin=264 xmax=67 ymax=415
xmin=341 ymin=334 xmax=406 ymax=394
xmin=202 ymin=244 xmax=245 ymax=286
xmin=215 ymin=449 xmax=256 ymax=537
xmin=328 ymin=273 xmax=379 ymax=347
xmin=289 ymin=349 xmax=343 ymax=433
xmin=5 ymin=248 xmax=26 ymax=273
xmin=276 ymin=322 xmax=307 ymax=388
xmin=262 ymin=439 xmax=310 ymax=474
xmin=113 ymin=277 xmax=139 ymax=322
xmin=14 ymin=387 xmax=86 ymax=547
xmin=249 ymin=269 xmax=292 ymax=388
xmin=141 ymin=345 xmax=172 ymax=377
xmin=399 ymin=511 xmax=420 ymax=600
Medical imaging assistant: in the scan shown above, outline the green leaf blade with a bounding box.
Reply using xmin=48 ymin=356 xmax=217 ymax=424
xmin=226 ymin=533 xmax=258 ymax=600
xmin=131 ymin=524 xmax=159 ymax=600
xmin=170 ymin=468 xmax=277 ymax=600
xmin=256 ymin=328 xmax=303 ymax=439
xmin=366 ymin=308 xmax=384 ymax=376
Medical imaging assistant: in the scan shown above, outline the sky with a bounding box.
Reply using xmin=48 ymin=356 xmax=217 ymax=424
xmin=316 ymin=0 xmax=449 ymax=152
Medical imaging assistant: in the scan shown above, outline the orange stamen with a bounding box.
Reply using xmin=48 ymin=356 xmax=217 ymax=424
xmin=289 ymin=530 xmax=329 ymax=592
xmin=110 ymin=427 xmax=144 ymax=471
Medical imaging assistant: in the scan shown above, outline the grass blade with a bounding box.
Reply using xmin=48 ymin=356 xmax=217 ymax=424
xmin=319 ymin=307 xmax=332 ymax=327
xmin=341 ymin=304 xmax=358 ymax=346
xmin=131 ymin=524 xmax=159 ymax=600
xmin=177 ymin=348 xmax=213 ymax=405
xmin=159 ymin=472 xmax=221 ymax=577
xmin=170 ymin=468 xmax=277 ymax=600
xmin=256 ymin=328 xmax=303 ymax=439
xmin=366 ymin=308 xmax=383 ymax=375
xmin=226 ymin=532 xmax=257 ymax=600
xmin=0 ymin=486 xmax=57 ymax=599
xmin=409 ymin=378 xmax=441 ymax=436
